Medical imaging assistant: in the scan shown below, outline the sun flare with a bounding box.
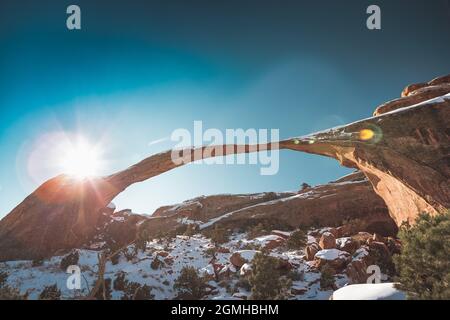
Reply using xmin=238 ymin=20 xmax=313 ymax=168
xmin=58 ymin=137 xmax=102 ymax=179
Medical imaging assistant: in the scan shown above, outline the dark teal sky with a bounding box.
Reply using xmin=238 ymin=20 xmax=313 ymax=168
xmin=1 ymin=0 xmax=449 ymax=217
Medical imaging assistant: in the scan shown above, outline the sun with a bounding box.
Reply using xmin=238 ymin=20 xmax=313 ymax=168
xmin=59 ymin=136 xmax=102 ymax=179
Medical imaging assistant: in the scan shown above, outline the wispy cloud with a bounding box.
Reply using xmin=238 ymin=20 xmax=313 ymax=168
xmin=148 ymin=137 xmax=169 ymax=147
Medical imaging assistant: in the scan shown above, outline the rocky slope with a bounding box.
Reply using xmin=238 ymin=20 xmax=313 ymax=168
xmin=0 ymin=223 xmax=402 ymax=300
xmin=0 ymin=74 xmax=448 ymax=262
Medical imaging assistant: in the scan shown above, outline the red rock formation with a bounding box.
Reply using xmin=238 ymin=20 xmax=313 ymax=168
xmin=281 ymin=77 xmax=449 ymax=225
xmin=0 ymin=74 xmax=448 ymax=261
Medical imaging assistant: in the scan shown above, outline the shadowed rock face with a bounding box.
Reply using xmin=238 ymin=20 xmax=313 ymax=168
xmin=281 ymin=74 xmax=449 ymax=225
xmin=0 ymin=74 xmax=448 ymax=261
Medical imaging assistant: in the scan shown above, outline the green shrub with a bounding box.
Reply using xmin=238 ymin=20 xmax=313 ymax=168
xmin=151 ymin=256 xmax=163 ymax=270
xmin=248 ymin=253 xmax=292 ymax=300
xmin=123 ymin=247 xmax=137 ymax=261
xmin=208 ymin=224 xmax=230 ymax=245
xmin=135 ymin=229 xmax=149 ymax=253
xmin=38 ymin=284 xmax=61 ymax=300
xmin=319 ymin=265 xmax=335 ymax=290
xmin=113 ymin=272 xmax=127 ymax=291
xmin=0 ymin=286 xmax=25 ymax=300
xmin=112 ymin=272 xmax=154 ymax=300
xmin=184 ymin=224 xmax=199 ymax=237
xmin=121 ymin=282 xmax=154 ymax=300
xmin=247 ymin=223 xmax=266 ymax=239
xmin=32 ymin=259 xmax=44 ymax=267
xmin=60 ymin=250 xmax=79 ymax=271
xmin=94 ymin=278 xmax=112 ymax=300
xmin=235 ymin=277 xmax=251 ymax=292
xmin=0 ymin=272 xmax=7 ymax=287
xmin=393 ymin=211 xmax=450 ymax=300
xmin=286 ymin=230 xmax=307 ymax=250
xmin=173 ymin=266 xmax=207 ymax=300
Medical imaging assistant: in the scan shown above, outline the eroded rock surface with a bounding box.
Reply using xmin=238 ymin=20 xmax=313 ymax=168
xmin=1 ymin=74 xmax=448 ymax=261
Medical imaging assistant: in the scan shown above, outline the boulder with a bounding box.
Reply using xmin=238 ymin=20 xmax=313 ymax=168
xmin=336 ymin=237 xmax=360 ymax=254
xmin=314 ymin=249 xmax=350 ymax=271
xmin=352 ymin=232 xmax=373 ymax=244
xmin=253 ymin=235 xmax=285 ymax=250
xmin=304 ymin=243 xmax=320 ymax=261
xmin=271 ymin=230 xmax=291 ymax=239
xmin=230 ymin=250 xmax=260 ymax=268
xmin=345 ymin=246 xmax=371 ymax=284
xmin=218 ymin=264 xmax=236 ymax=280
xmin=319 ymin=232 xmax=336 ymax=250
xmin=156 ymin=250 xmax=169 ymax=257
xmin=216 ymin=247 xmax=230 ymax=254
xmin=372 ymin=233 xmax=385 ymax=243
xmin=239 ymin=263 xmax=252 ymax=276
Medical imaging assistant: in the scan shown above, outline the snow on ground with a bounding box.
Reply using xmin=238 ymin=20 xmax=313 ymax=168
xmin=332 ymin=283 xmax=406 ymax=300
xmin=315 ymin=249 xmax=349 ymax=261
xmin=1 ymin=231 xmax=354 ymax=300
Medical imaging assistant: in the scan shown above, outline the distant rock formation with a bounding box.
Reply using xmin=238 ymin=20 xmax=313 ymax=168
xmin=0 ymin=74 xmax=448 ymax=261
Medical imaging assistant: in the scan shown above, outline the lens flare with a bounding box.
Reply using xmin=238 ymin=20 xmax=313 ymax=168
xmin=359 ymin=129 xmax=375 ymax=141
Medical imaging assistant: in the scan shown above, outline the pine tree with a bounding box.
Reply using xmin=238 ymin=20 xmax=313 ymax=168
xmin=174 ymin=266 xmax=207 ymax=300
xmin=319 ymin=265 xmax=336 ymax=290
xmin=38 ymin=284 xmax=61 ymax=300
xmin=393 ymin=211 xmax=450 ymax=300
xmin=248 ymin=253 xmax=292 ymax=300
xmin=286 ymin=229 xmax=307 ymax=250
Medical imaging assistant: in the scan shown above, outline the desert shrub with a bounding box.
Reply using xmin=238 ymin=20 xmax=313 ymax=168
xmin=135 ymin=229 xmax=149 ymax=253
xmin=133 ymin=284 xmax=153 ymax=300
xmin=241 ymin=242 xmax=261 ymax=251
xmin=113 ymin=272 xmax=127 ymax=291
xmin=94 ymin=278 xmax=112 ymax=300
xmin=110 ymin=252 xmax=120 ymax=265
xmin=175 ymin=224 xmax=188 ymax=235
xmin=248 ymin=253 xmax=292 ymax=300
xmin=32 ymin=259 xmax=44 ymax=267
xmin=0 ymin=272 xmax=7 ymax=287
xmin=393 ymin=211 xmax=450 ymax=300
xmin=0 ymin=286 xmax=25 ymax=300
xmin=112 ymin=272 xmax=154 ymax=300
xmin=184 ymin=224 xmax=199 ymax=236
xmin=286 ymin=229 xmax=307 ymax=250
xmin=121 ymin=282 xmax=154 ymax=300
xmin=151 ymin=256 xmax=163 ymax=270
xmin=288 ymin=269 xmax=305 ymax=282
xmin=300 ymin=182 xmax=311 ymax=191
xmin=247 ymin=223 xmax=267 ymax=239
xmin=0 ymin=271 xmax=26 ymax=300
xmin=235 ymin=277 xmax=251 ymax=292
xmin=60 ymin=250 xmax=79 ymax=271
xmin=319 ymin=265 xmax=336 ymax=290
xmin=206 ymin=224 xmax=230 ymax=245
xmin=173 ymin=266 xmax=207 ymax=300
xmin=204 ymin=247 xmax=216 ymax=258
xmin=123 ymin=247 xmax=137 ymax=261
xmin=262 ymin=192 xmax=278 ymax=202
xmin=38 ymin=284 xmax=61 ymax=300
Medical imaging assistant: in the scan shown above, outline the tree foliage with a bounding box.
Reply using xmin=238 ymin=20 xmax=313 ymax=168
xmin=286 ymin=229 xmax=307 ymax=250
xmin=394 ymin=211 xmax=450 ymax=300
xmin=248 ymin=253 xmax=291 ymax=300
xmin=173 ymin=266 xmax=207 ymax=300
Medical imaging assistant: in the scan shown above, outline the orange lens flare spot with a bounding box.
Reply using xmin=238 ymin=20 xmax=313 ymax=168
xmin=359 ymin=129 xmax=375 ymax=141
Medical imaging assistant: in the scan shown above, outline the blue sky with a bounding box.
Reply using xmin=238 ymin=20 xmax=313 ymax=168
xmin=1 ymin=0 xmax=449 ymax=217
